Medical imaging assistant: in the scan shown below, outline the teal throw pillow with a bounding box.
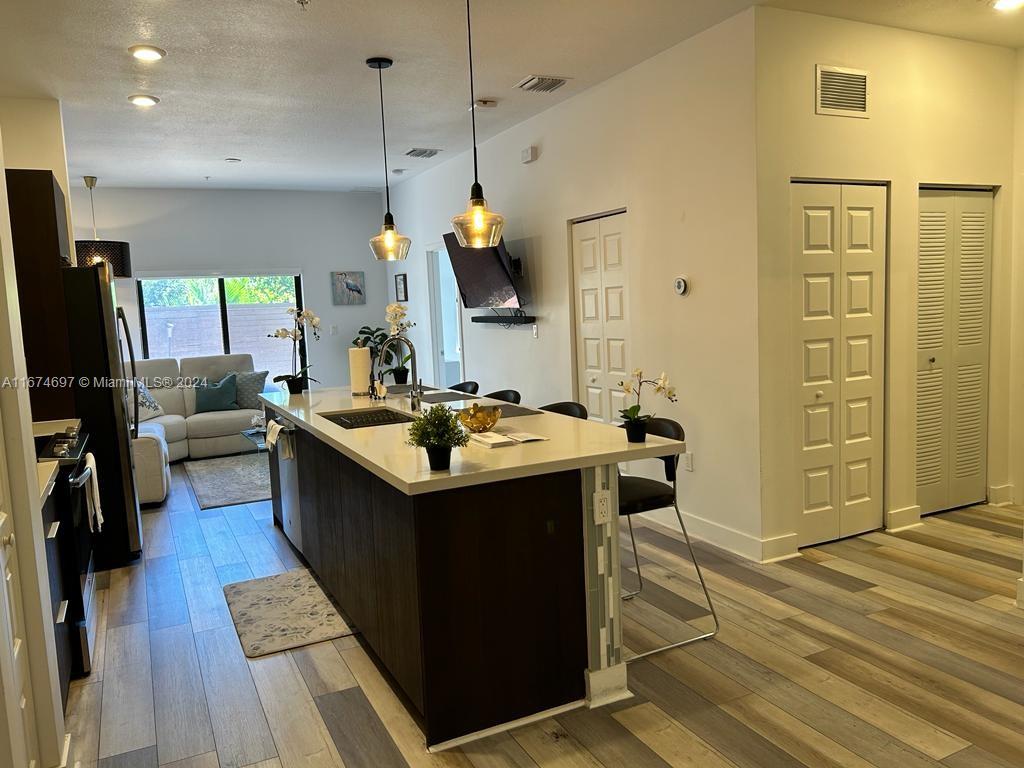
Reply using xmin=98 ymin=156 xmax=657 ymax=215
xmin=195 ymin=373 xmax=239 ymax=413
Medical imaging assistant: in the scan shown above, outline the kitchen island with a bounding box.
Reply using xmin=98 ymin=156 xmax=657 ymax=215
xmin=259 ymin=387 xmax=685 ymax=749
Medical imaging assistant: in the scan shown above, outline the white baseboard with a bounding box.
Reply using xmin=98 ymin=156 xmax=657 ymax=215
xmin=642 ymin=508 xmax=798 ymax=563
xmin=989 ymin=484 xmax=1014 ymax=506
xmin=885 ymin=504 xmax=922 ymax=531
xmin=585 ymin=664 xmax=631 ymax=708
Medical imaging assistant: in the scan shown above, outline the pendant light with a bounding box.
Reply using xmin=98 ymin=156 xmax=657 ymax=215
xmin=450 ymin=0 xmax=504 ymax=249
xmin=367 ymin=57 xmax=411 ymax=262
xmin=75 ymin=176 xmax=132 ymax=276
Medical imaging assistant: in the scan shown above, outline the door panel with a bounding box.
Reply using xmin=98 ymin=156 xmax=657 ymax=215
xmin=837 ymin=184 xmax=886 ymax=538
xmin=573 ymin=213 xmax=630 ymax=423
xmin=794 ymin=183 xmax=886 ymax=547
xmin=793 ymin=184 xmax=841 ymax=545
xmin=916 ymin=190 xmax=991 ymax=514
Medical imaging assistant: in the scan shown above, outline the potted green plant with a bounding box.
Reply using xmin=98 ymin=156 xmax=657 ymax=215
xmin=352 ymin=326 xmax=393 ymax=370
xmin=618 ymin=369 xmax=678 ymax=443
xmin=384 ymin=353 xmax=413 ymax=385
xmin=269 ymin=307 xmax=321 ymax=394
xmin=406 ymin=404 xmax=469 ymax=471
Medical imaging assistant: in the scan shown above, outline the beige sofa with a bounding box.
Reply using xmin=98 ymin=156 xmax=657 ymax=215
xmin=135 ymin=353 xmax=268 ymax=460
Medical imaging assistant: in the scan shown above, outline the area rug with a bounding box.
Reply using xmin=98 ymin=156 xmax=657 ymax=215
xmin=224 ymin=568 xmax=354 ymax=657
xmin=184 ymin=452 xmax=270 ymax=509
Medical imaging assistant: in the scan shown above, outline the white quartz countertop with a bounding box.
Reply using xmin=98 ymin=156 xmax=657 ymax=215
xmin=37 ymin=461 xmax=58 ymax=505
xmin=260 ymin=387 xmax=685 ymax=495
xmin=32 ymin=418 xmax=81 ymax=438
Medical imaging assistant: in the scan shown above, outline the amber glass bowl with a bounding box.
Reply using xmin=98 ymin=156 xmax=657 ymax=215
xmin=458 ymin=403 xmax=502 ymax=433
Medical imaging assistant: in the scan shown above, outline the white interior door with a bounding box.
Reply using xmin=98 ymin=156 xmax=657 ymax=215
xmin=793 ymin=183 xmax=886 ymax=547
xmin=916 ymin=190 xmax=992 ymax=514
xmin=572 ymin=213 xmax=630 ymax=422
xmin=0 ymin=449 xmax=36 ymax=768
xmin=427 ymin=249 xmax=465 ymax=388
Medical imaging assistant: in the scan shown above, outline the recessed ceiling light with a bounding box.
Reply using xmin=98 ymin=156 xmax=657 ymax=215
xmin=995 ymin=0 xmax=1024 ymax=10
xmin=129 ymin=44 xmax=166 ymax=61
xmin=128 ymin=94 xmax=160 ymax=107
xmin=224 ymin=157 xmax=242 ymax=163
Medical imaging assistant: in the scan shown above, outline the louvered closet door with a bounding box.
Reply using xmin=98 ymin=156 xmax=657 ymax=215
xmin=916 ymin=190 xmax=992 ymax=514
xmin=793 ymin=183 xmax=886 ymax=547
xmin=573 ymin=213 xmax=631 ymax=423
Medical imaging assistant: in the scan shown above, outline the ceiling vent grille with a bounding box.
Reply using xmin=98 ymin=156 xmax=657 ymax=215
xmin=405 ymin=148 xmax=442 ymax=159
xmin=515 ymin=75 xmax=568 ymax=93
xmin=816 ymin=65 xmax=869 ymax=119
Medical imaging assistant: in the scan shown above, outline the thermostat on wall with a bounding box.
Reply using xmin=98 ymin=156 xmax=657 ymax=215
xmin=674 ymin=276 xmax=690 ymax=296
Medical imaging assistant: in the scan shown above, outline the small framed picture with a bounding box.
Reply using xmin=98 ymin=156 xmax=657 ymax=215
xmin=331 ymin=271 xmax=366 ymax=305
xmin=395 ymin=272 xmax=409 ymax=302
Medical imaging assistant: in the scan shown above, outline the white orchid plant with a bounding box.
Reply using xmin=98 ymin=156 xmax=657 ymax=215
xmin=618 ymin=369 xmax=678 ymax=423
xmin=268 ymin=307 xmax=321 ymax=384
xmin=385 ymin=302 xmax=416 ymax=337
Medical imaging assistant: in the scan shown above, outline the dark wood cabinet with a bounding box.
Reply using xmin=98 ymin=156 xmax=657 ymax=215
xmin=4 ymin=169 xmax=76 ymax=420
xmin=290 ymin=430 xmax=587 ymax=746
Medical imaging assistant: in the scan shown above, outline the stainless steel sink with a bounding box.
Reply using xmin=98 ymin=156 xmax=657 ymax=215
xmin=318 ymin=408 xmax=416 ymax=429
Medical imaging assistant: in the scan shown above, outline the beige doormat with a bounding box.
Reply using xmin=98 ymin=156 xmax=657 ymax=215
xmin=223 ymin=568 xmax=354 ymax=657
xmin=184 ymin=452 xmax=271 ymax=509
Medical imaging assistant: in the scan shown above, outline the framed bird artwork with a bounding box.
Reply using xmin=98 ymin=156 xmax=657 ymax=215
xmin=331 ymin=271 xmax=366 ymax=305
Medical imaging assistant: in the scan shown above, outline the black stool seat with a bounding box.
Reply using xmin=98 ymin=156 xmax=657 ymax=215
xmin=618 ymin=476 xmax=676 ymax=516
xmin=449 ymin=381 xmax=479 ymax=395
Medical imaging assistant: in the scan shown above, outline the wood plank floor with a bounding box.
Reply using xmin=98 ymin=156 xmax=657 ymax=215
xmin=65 ymin=465 xmax=1024 ymax=768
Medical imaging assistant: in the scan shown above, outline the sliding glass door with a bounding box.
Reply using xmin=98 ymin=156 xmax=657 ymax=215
xmin=137 ymin=274 xmax=304 ymax=381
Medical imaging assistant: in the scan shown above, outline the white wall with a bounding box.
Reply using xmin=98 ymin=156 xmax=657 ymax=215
xmin=0 ymin=97 xmax=75 ymax=244
xmin=754 ymin=8 xmax=1018 ymax=552
xmin=69 ymin=187 xmax=387 ymax=387
xmin=389 ymin=11 xmax=764 ymax=556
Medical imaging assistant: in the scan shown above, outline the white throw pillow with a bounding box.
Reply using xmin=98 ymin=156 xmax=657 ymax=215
xmin=136 ymin=380 xmax=165 ymax=422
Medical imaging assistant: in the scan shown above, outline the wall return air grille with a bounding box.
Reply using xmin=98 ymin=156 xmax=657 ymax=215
xmin=405 ymin=148 xmax=442 ymax=159
xmin=815 ymin=65 xmax=869 ymax=119
xmin=515 ymin=75 xmax=568 ymax=93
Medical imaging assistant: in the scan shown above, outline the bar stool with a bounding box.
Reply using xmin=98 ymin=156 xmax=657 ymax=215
xmin=449 ymin=381 xmax=479 ymax=395
xmin=619 ymin=417 xmax=718 ymax=660
xmin=540 ymin=401 xmax=588 ymax=420
xmin=485 ymin=389 xmax=521 ymax=404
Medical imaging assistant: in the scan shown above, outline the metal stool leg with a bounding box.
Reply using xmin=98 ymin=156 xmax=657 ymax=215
xmin=626 ymin=501 xmax=720 ymax=662
xmin=621 ymin=515 xmax=643 ymax=600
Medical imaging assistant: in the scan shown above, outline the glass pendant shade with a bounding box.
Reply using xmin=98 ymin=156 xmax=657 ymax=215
xmin=369 ymin=213 xmax=411 ymax=262
xmin=451 ymin=188 xmax=504 ymax=249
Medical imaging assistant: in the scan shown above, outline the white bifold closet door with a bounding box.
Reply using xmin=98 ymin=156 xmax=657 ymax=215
xmin=793 ymin=183 xmax=887 ymax=547
xmin=916 ymin=190 xmax=992 ymax=515
xmin=572 ymin=213 xmax=630 ymax=423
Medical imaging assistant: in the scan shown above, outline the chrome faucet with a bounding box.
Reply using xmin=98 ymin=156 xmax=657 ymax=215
xmin=376 ymin=334 xmax=422 ymax=411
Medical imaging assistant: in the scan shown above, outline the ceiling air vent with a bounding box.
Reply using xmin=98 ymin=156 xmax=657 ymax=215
xmin=815 ymin=65 xmax=869 ymax=119
xmin=405 ymin=148 xmax=442 ymax=159
xmin=515 ymin=75 xmax=568 ymax=93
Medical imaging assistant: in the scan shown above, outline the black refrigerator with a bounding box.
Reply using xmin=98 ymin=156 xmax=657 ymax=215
xmin=62 ymin=264 xmax=143 ymax=567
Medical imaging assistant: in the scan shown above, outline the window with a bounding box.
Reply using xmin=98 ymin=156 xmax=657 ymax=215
xmin=137 ymin=275 xmax=305 ymax=382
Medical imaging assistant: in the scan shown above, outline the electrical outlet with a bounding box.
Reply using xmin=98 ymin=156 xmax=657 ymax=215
xmin=532 ymin=324 xmax=539 ymax=339
xmin=681 ymin=452 xmax=694 ymax=472
xmin=593 ymin=489 xmax=612 ymax=525
xmin=329 ymin=324 xmax=338 ymax=336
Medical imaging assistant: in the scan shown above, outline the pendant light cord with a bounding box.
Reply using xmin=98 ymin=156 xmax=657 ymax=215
xmin=466 ymin=0 xmax=479 ymax=186
xmin=88 ymin=187 xmax=98 ymax=240
xmin=377 ymin=66 xmax=391 ymax=214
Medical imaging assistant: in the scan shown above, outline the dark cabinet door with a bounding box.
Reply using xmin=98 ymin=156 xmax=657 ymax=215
xmin=338 ymin=453 xmax=378 ymax=649
xmin=371 ymin=476 xmax=422 ymax=712
xmin=295 ymin=429 xmax=321 ymax=573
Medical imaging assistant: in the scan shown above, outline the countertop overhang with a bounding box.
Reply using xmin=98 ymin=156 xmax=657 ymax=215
xmin=260 ymin=387 xmax=685 ymax=495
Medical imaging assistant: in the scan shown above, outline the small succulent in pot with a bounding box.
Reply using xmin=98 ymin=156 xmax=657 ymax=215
xmin=618 ymin=369 xmax=678 ymax=443
xmin=406 ymin=404 xmax=469 ymax=471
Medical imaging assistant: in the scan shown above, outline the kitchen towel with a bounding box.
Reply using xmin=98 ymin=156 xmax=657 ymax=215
xmin=84 ymin=452 xmax=104 ymax=532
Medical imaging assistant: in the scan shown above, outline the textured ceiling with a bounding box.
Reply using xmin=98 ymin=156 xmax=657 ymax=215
xmin=0 ymin=0 xmax=753 ymax=190
xmin=1 ymin=0 xmax=1022 ymax=191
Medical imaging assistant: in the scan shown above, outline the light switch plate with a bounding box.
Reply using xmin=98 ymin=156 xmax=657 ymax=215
xmin=593 ymin=489 xmax=612 ymax=525
xmin=681 ymin=452 xmax=694 ymax=472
